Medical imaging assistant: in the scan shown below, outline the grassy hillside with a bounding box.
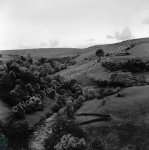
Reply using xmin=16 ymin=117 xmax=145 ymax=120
xmin=0 ymin=37 xmax=149 ymax=150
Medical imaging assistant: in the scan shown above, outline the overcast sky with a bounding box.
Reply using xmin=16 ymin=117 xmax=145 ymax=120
xmin=0 ymin=0 xmax=149 ymax=50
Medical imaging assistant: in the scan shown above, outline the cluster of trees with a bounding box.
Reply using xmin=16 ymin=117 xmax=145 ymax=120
xmin=0 ymin=54 xmax=83 ymax=149
xmin=93 ymin=73 xmax=147 ymax=91
xmin=121 ymin=58 xmax=149 ymax=72
xmin=44 ymin=106 xmax=107 ymax=150
xmin=52 ymin=81 xmax=85 ymax=113
xmin=102 ymin=58 xmax=149 ymax=73
xmin=0 ymin=55 xmax=78 ymax=118
xmin=102 ymin=61 xmax=121 ymax=71
xmin=45 ymin=108 xmax=86 ymax=150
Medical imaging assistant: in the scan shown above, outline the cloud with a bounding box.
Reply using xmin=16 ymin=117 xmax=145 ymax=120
xmin=106 ymin=26 xmax=134 ymax=41
xmin=40 ymin=39 xmax=59 ymax=48
xmin=40 ymin=42 xmax=48 ymax=47
xmin=49 ymin=39 xmax=59 ymax=47
xmin=86 ymin=38 xmax=95 ymax=42
xmin=17 ymin=43 xmax=37 ymax=49
xmin=106 ymin=35 xmax=115 ymax=39
xmin=18 ymin=44 xmax=29 ymax=49
xmin=142 ymin=16 xmax=149 ymax=24
xmin=75 ymin=42 xmax=99 ymax=48
xmin=114 ymin=26 xmax=134 ymax=40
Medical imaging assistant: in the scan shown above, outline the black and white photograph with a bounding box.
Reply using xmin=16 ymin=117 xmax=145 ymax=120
xmin=0 ymin=0 xmax=149 ymax=150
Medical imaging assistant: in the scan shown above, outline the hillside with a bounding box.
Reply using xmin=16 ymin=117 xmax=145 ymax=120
xmin=1 ymin=37 xmax=149 ymax=150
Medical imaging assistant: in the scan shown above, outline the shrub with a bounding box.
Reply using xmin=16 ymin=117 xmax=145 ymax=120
xmin=78 ymin=95 xmax=86 ymax=102
xmin=54 ymin=66 xmax=60 ymax=72
xmin=93 ymin=79 xmax=109 ymax=87
xmin=73 ymin=99 xmax=83 ymax=110
xmin=48 ymin=68 xmax=54 ymax=74
xmin=45 ymin=114 xmax=85 ymax=150
xmin=96 ymin=49 xmax=104 ymax=57
xmin=52 ymin=95 xmax=66 ymax=112
xmin=96 ymin=88 xmax=105 ymax=99
xmin=52 ymin=103 xmax=62 ymax=113
xmin=19 ymin=71 xmax=36 ymax=83
xmin=9 ymin=71 xmax=16 ymax=79
xmin=47 ymin=90 xmax=56 ymax=99
xmin=28 ymin=58 xmax=33 ymax=64
xmin=54 ymin=134 xmax=86 ymax=150
xmin=109 ymin=72 xmax=132 ymax=86
xmin=137 ymin=75 xmax=146 ymax=83
xmin=102 ymin=62 xmax=120 ymax=71
xmin=87 ymin=89 xmax=96 ymax=100
xmin=60 ymin=64 xmax=66 ymax=70
xmin=70 ymin=60 xmax=76 ymax=65
xmin=20 ymin=56 xmax=26 ymax=61
xmin=46 ymin=75 xmax=52 ymax=83
xmin=13 ymin=106 xmax=26 ymax=118
xmin=52 ymin=114 xmax=84 ymax=138
xmin=125 ymin=58 xmax=146 ymax=72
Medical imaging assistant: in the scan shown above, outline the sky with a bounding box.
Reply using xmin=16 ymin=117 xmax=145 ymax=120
xmin=0 ymin=0 xmax=149 ymax=50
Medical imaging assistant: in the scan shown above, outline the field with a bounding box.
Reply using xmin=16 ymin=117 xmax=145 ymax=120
xmin=1 ymin=37 xmax=149 ymax=150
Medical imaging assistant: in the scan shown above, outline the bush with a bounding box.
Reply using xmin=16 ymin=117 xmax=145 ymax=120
xmin=45 ymin=114 xmax=85 ymax=150
xmin=87 ymin=89 xmax=96 ymax=100
xmin=73 ymin=99 xmax=83 ymax=110
xmin=19 ymin=71 xmax=36 ymax=83
xmin=13 ymin=107 xmax=26 ymax=118
xmin=109 ymin=72 xmax=132 ymax=86
xmin=137 ymin=75 xmax=146 ymax=83
xmin=54 ymin=134 xmax=86 ymax=150
xmin=124 ymin=58 xmax=146 ymax=72
xmin=54 ymin=66 xmax=60 ymax=72
xmin=20 ymin=56 xmax=26 ymax=61
xmin=96 ymin=49 xmax=104 ymax=57
xmin=78 ymin=95 xmax=86 ymax=102
xmin=28 ymin=58 xmax=33 ymax=64
xmin=52 ymin=103 xmax=62 ymax=113
xmin=96 ymin=88 xmax=105 ymax=99
xmin=93 ymin=79 xmax=109 ymax=87
xmin=102 ymin=62 xmax=120 ymax=71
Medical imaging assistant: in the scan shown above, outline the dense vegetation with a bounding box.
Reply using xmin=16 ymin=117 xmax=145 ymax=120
xmin=102 ymin=57 xmax=149 ymax=72
xmin=0 ymin=55 xmax=77 ymax=118
xmin=0 ymin=54 xmax=84 ymax=149
xmin=1 ymin=52 xmax=149 ymax=150
xmin=96 ymin=49 xmax=104 ymax=57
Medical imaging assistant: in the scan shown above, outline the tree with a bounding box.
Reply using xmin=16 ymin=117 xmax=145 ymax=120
xmin=54 ymin=134 xmax=86 ymax=150
xmin=45 ymin=114 xmax=85 ymax=150
xmin=96 ymin=49 xmax=104 ymax=57
xmin=28 ymin=58 xmax=33 ymax=64
xmin=20 ymin=56 xmax=26 ymax=61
